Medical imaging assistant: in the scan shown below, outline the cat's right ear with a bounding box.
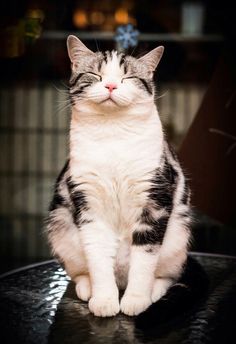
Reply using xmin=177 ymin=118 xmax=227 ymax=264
xmin=67 ymin=35 xmax=94 ymax=70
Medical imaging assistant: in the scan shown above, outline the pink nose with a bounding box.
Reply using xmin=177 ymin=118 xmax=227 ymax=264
xmin=105 ymin=83 xmax=117 ymax=92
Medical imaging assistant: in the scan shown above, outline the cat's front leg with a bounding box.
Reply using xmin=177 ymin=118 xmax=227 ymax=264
xmin=120 ymin=245 xmax=159 ymax=316
xmin=80 ymin=220 xmax=120 ymax=317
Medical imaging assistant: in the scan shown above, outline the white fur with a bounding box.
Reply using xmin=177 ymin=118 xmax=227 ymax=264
xmin=48 ymin=52 xmax=190 ymax=317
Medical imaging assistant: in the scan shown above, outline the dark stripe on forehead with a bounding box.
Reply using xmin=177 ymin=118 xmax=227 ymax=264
xmin=102 ymin=51 xmax=112 ymax=65
xmin=97 ymin=58 xmax=103 ymax=72
xmin=103 ymin=52 xmax=108 ymax=64
xmin=119 ymin=54 xmax=127 ymax=74
xmin=119 ymin=54 xmax=126 ymax=67
xmin=106 ymin=50 xmax=113 ymax=61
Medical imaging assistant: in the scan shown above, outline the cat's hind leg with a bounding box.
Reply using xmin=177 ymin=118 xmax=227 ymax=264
xmin=151 ymin=277 xmax=173 ymax=302
xmin=47 ymin=207 xmax=91 ymax=301
xmin=151 ymin=210 xmax=191 ymax=303
xmin=74 ymin=275 xmax=92 ymax=301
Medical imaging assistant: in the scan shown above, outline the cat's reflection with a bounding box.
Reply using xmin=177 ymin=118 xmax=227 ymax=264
xmin=47 ymin=281 xmax=140 ymax=344
xmin=48 ymin=257 xmax=208 ymax=344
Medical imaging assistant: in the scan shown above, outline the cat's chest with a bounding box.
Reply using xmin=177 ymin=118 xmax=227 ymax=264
xmin=70 ymin=118 xmax=162 ymax=172
xmin=70 ymin=132 xmax=161 ymax=184
xmin=69 ymin=118 xmax=163 ymax=229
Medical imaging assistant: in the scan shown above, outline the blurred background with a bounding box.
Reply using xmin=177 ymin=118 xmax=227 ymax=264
xmin=0 ymin=0 xmax=235 ymax=273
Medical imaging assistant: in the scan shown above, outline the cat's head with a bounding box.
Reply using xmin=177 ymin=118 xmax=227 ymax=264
xmin=67 ymin=35 xmax=164 ymax=113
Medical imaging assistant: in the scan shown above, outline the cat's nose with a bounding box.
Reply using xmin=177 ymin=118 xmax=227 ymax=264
xmin=105 ymin=83 xmax=117 ymax=92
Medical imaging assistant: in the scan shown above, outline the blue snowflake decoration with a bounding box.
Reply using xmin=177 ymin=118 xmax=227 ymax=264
xmin=115 ymin=24 xmax=139 ymax=50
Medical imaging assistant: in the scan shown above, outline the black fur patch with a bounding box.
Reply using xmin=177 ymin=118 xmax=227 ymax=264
xmin=67 ymin=178 xmax=88 ymax=226
xmin=149 ymin=161 xmax=178 ymax=212
xmin=140 ymin=208 xmax=154 ymax=225
xmin=49 ymin=160 xmax=89 ymax=228
xmin=49 ymin=193 xmax=66 ymax=211
xmin=133 ymin=215 xmax=169 ymax=245
xmin=49 ymin=160 xmax=69 ymax=211
xmin=56 ymin=160 xmax=69 ymax=184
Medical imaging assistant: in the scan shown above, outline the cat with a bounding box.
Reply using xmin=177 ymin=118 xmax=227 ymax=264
xmin=47 ymin=35 xmax=191 ymax=317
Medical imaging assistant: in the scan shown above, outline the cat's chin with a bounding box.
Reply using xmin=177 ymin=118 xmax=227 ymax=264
xmin=94 ymin=98 xmax=130 ymax=111
xmin=100 ymin=98 xmax=118 ymax=106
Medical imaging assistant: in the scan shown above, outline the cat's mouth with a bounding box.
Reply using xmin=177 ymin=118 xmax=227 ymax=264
xmin=99 ymin=95 xmax=118 ymax=106
xmin=88 ymin=92 xmax=131 ymax=108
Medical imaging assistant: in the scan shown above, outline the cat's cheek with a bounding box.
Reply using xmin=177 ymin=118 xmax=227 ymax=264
xmin=119 ymin=84 xmax=136 ymax=98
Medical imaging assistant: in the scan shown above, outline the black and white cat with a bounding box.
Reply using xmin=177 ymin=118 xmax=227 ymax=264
xmin=47 ymin=35 xmax=191 ymax=317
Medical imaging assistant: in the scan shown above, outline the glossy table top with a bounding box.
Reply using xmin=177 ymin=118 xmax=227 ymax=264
xmin=0 ymin=253 xmax=236 ymax=344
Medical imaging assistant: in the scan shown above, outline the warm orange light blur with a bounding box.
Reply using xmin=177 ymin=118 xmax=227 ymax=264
xmin=73 ymin=9 xmax=88 ymax=28
xmin=128 ymin=16 xmax=137 ymax=26
xmin=114 ymin=8 xmax=129 ymax=24
xmin=90 ymin=11 xmax=105 ymax=25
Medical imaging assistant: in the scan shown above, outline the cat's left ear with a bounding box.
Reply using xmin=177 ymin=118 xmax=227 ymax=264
xmin=138 ymin=46 xmax=164 ymax=72
xmin=67 ymin=35 xmax=94 ymax=71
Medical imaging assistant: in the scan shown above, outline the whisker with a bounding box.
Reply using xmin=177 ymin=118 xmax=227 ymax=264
xmin=94 ymin=39 xmax=100 ymax=52
xmin=227 ymin=142 xmax=236 ymax=155
xmin=209 ymin=128 xmax=236 ymax=141
xmin=60 ymin=80 xmax=70 ymax=90
xmin=51 ymin=83 xmax=69 ymax=94
xmin=54 ymin=97 xmax=71 ymax=111
xmin=55 ymin=97 xmax=70 ymax=102
xmin=156 ymin=89 xmax=169 ymax=99
xmin=54 ymin=102 xmax=71 ymax=114
xmin=209 ymin=128 xmax=236 ymax=155
xmin=130 ymin=45 xmax=137 ymax=57
xmin=55 ymin=100 xmax=70 ymax=105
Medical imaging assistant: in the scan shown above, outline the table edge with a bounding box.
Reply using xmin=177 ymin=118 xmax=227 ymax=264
xmin=1 ymin=251 xmax=236 ymax=279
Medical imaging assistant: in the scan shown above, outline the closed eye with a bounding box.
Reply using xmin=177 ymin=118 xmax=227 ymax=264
xmin=86 ymin=72 xmax=102 ymax=81
xmin=121 ymin=76 xmax=138 ymax=83
xmin=121 ymin=76 xmax=153 ymax=94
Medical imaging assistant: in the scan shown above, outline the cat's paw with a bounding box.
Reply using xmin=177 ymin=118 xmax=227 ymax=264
xmin=151 ymin=278 xmax=172 ymax=303
xmin=75 ymin=275 xmax=92 ymax=302
xmin=88 ymin=296 xmax=120 ymax=317
xmin=120 ymin=294 xmax=152 ymax=316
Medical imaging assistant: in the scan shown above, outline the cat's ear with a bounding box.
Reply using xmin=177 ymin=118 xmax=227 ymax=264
xmin=67 ymin=35 xmax=94 ymax=70
xmin=138 ymin=46 xmax=164 ymax=72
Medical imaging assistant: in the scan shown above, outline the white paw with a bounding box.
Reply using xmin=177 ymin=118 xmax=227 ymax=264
xmin=75 ymin=275 xmax=92 ymax=302
xmin=151 ymin=278 xmax=172 ymax=303
xmin=88 ymin=296 xmax=120 ymax=317
xmin=120 ymin=294 xmax=152 ymax=316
